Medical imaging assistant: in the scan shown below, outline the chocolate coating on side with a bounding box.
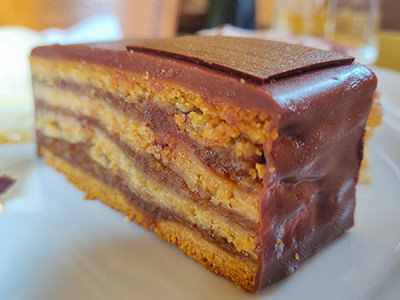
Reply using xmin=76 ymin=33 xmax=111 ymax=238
xmin=0 ymin=175 xmax=15 ymax=194
xmin=31 ymin=36 xmax=377 ymax=292
xmin=127 ymin=36 xmax=354 ymax=83
xmin=257 ymin=64 xmax=376 ymax=289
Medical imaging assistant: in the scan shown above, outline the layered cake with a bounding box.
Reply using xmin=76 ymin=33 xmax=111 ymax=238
xmin=30 ymin=36 xmax=377 ymax=292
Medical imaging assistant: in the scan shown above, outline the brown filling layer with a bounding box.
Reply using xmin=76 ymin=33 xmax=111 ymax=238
xmin=36 ymin=100 xmax=259 ymax=233
xmin=37 ymin=131 xmax=258 ymax=262
xmin=33 ymin=78 xmax=265 ymax=191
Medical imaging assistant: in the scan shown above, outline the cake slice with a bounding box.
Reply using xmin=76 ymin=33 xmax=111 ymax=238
xmin=30 ymin=36 xmax=377 ymax=292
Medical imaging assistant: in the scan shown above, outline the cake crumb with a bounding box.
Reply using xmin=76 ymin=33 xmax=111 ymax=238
xmin=294 ymin=253 xmax=300 ymax=261
xmin=270 ymin=129 xmax=279 ymax=141
xmin=276 ymin=239 xmax=283 ymax=246
xmin=240 ymin=78 xmax=245 ymax=83
xmin=268 ymin=166 xmax=276 ymax=173
xmin=255 ymin=163 xmax=266 ymax=179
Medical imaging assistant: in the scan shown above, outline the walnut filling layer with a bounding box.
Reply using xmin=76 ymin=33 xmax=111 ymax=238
xmin=33 ymin=85 xmax=261 ymax=221
xmin=36 ymin=108 xmax=260 ymax=256
xmin=37 ymin=132 xmax=259 ymax=261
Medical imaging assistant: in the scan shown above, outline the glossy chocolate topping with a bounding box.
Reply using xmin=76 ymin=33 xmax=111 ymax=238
xmin=126 ymin=36 xmax=354 ymax=83
xmin=31 ymin=36 xmax=377 ymax=292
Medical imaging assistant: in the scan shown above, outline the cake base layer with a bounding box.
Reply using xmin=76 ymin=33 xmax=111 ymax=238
xmin=39 ymin=146 xmax=258 ymax=291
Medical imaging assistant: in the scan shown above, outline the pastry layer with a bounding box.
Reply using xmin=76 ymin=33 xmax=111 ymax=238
xmin=33 ymin=83 xmax=262 ymax=221
xmin=36 ymin=107 xmax=259 ymax=256
xmin=31 ymin=57 xmax=271 ymax=143
xmin=31 ymin=57 xmax=271 ymax=188
xmin=39 ymin=147 xmax=258 ymax=291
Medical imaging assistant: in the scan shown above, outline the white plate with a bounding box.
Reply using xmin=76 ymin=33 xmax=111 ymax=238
xmin=1 ymin=67 xmax=399 ymax=300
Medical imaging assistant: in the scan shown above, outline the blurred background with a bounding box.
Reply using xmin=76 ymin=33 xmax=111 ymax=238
xmin=0 ymin=0 xmax=399 ymax=143
xmin=1 ymin=0 xmax=399 ymax=65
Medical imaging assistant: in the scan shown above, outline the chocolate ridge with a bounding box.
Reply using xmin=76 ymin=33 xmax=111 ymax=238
xmin=35 ymin=100 xmax=259 ymax=233
xmin=37 ymin=132 xmax=258 ymax=262
xmin=126 ymin=36 xmax=354 ymax=83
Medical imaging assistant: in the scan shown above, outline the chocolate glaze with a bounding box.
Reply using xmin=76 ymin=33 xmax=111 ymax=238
xmin=31 ymin=36 xmax=377 ymax=292
xmin=256 ymin=64 xmax=376 ymax=289
xmin=0 ymin=175 xmax=15 ymax=194
xmin=126 ymin=36 xmax=354 ymax=83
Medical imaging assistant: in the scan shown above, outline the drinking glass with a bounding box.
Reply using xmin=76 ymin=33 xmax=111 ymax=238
xmin=325 ymin=0 xmax=381 ymax=64
xmin=274 ymin=0 xmax=328 ymax=37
